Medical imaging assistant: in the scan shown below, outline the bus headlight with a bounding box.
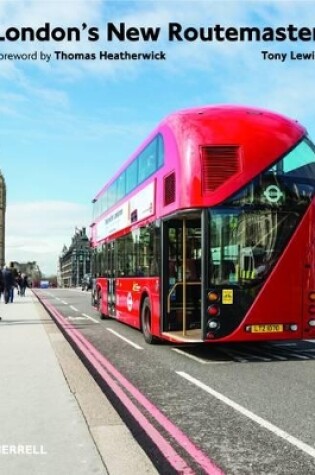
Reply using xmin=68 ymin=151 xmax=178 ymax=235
xmin=208 ymin=318 xmax=220 ymax=330
xmin=308 ymin=319 xmax=315 ymax=327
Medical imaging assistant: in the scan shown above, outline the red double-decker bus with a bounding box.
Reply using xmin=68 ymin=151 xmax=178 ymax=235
xmin=90 ymin=105 xmax=315 ymax=344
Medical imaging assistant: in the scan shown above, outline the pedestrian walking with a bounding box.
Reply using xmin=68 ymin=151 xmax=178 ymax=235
xmin=3 ymin=263 xmax=15 ymax=304
xmin=20 ymin=273 xmax=28 ymax=296
xmin=9 ymin=263 xmax=18 ymax=302
xmin=16 ymin=272 xmax=22 ymax=295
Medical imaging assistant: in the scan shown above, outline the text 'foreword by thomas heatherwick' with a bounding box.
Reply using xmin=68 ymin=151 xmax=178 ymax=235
xmin=0 ymin=50 xmax=167 ymax=62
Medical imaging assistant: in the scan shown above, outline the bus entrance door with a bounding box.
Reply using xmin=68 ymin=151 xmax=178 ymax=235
xmin=106 ymin=242 xmax=116 ymax=317
xmin=163 ymin=216 xmax=202 ymax=341
xmin=107 ymin=278 xmax=116 ymax=317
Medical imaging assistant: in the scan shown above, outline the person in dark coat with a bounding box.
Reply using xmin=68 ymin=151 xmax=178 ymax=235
xmin=20 ymin=273 xmax=28 ymax=297
xmin=2 ymin=264 xmax=15 ymax=304
xmin=9 ymin=262 xmax=18 ymax=302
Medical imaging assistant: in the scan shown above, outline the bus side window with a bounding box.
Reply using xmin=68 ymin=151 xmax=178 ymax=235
xmin=150 ymin=258 xmax=159 ymax=275
xmin=136 ymin=266 xmax=145 ymax=277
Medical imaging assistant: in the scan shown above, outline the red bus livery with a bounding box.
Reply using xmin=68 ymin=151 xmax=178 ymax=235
xmin=90 ymin=105 xmax=315 ymax=344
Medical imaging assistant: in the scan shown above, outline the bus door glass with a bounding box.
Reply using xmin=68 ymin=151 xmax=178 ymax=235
xmin=164 ymin=216 xmax=202 ymax=335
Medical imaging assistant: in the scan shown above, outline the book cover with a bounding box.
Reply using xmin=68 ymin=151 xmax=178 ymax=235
xmin=0 ymin=2 xmax=314 ymax=475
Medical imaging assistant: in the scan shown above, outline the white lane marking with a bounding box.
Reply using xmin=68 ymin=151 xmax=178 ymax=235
xmin=172 ymin=348 xmax=207 ymax=364
xmin=67 ymin=316 xmax=87 ymax=321
xmin=69 ymin=305 xmax=79 ymax=312
xmin=106 ymin=328 xmax=143 ymax=350
xmin=61 ymin=301 xmax=68 ymax=305
xmin=177 ymin=371 xmax=315 ymax=459
xmin=55 ymin=297 xmax=61 ymax=301
xmin=82 ymin=313 xmax=99 ymax=324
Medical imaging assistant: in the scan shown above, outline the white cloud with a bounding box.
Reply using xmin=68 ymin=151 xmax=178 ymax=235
xmin=5 ymin=201 xmax=91 ymax=275
xmin=0 ymin=0 xmax=103 ymax=26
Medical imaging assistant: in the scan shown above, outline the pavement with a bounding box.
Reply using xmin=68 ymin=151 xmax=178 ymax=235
xmin=0 ymin=290 xmax=158 ymax=475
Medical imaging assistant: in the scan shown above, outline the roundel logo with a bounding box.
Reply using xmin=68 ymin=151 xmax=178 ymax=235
xmin=127 ymin=292 xmax=133 ymax=311
xmin=263 ymin=185 xmax=284 ymax=203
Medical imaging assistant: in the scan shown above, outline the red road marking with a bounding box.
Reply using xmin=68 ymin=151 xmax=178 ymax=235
xmin=37 ymin=293 xmax=224 ymax=475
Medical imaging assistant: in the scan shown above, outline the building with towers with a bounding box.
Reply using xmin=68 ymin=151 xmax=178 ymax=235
xmin=59 ymin=227 xmax=91 ymax=287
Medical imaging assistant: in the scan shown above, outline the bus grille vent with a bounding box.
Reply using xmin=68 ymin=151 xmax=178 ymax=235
xmin=201 ymin=146 xmax=240 ymax=192
xmin=164 ymin=172 xmax=176 ymax=206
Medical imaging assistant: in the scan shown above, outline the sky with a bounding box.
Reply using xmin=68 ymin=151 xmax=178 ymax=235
xmin=2 ymin=0 xmax=315 ymax=275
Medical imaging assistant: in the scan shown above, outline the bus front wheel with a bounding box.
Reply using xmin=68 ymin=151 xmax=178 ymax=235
xmin=141 ymin=297 xmax=157 ymax=344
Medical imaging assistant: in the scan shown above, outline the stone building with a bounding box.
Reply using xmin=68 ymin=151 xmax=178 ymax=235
xmin=0 ymin=172 xmax=6 ymax=267
xmin=59 ymin=227 xmax=91 ymax=287
xmin=11 ymin=261 xmax=42 ymax=286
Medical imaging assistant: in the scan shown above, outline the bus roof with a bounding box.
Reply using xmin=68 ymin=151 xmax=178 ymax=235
xmin=92 ymin=104 xmax=305 ymax=202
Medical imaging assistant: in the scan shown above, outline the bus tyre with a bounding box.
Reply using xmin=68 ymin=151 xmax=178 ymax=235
xmin=98 ymin=293 xmax=108 ymax=320
xmin=141 ymin=297 xmax=157 ymax=344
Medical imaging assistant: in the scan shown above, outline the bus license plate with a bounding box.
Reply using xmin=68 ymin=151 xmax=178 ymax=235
xmin=251 ymin=324 xmax=283 ymax=333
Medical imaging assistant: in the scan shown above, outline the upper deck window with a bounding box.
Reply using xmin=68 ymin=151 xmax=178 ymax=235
xmin=94 ymin=133 xmax=164 ymax=220
xmin=270 ymin=138 xmax=315 ymax=178
xmin=126 ymin=159 xmax=138 ymax=194
xmin=100 ymin=194 xmax=107 ymax=214
xmin=157 ymin=134 xmax=164 ymax=168
xmin=116 ymin=171 xmax=126 ymax=201
xmin=107 ymin=181 xmax=117 ymax=210
xmin=138 ymin=139 xmax=158 ymax=183
xmin=228 ymin=138 xmax=315 ymax=208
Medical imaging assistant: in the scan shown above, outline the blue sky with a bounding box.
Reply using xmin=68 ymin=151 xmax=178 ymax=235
xmin=2 ymin=0 xmax=315 ymax=274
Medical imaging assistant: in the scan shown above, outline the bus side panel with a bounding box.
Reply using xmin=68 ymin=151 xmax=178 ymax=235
xmin=115 ymin=278 xmax=160 ymax=333
xmin=302 ymin=203 xmax=315 ymax=339
xmin=116 ymin=278 xmax=141 ymax=328
xmin=220 ymin=209 xmax=312 ymax=342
